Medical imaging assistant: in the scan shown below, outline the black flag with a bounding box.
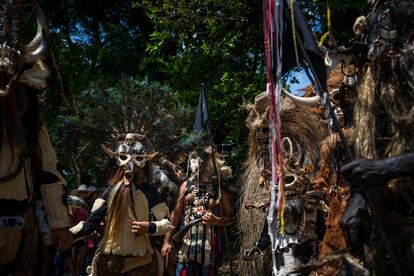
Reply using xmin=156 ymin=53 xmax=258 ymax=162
xmin=273 ymin=0 xmax=327 ymax=89
xmin=193 ymin=85 xmax=211 ymax=136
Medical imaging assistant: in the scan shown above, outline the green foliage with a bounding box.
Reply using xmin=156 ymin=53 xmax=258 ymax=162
xmin=315 ymin=0 xmax=370 ymax=43
xmin=137 ymin=0 xmax=266 ymax=177
xmin=46 ymin=76 xmax=192 ymax=186
xmin=39 ymin=0 xmax=362 ymax=186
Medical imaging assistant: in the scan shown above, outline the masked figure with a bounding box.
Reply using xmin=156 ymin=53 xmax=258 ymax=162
xmin=161 ymin=145 xmax=233 ymax=276
xmin=0 ymin=1 xmax=72 ymax=274
xmin=339 ymin=1 xmax=414 ymax=274
xmin=240 ymin=92 xmax=326 ymax=275
xmin=70 ymin=133 xmax=173 ymax=276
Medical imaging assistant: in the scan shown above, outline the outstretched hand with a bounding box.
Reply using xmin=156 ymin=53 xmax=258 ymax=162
xmin=341 ymin=158 xmax=390 ymax=191
xmin=340 ymin=192 xmax=372 ymax=262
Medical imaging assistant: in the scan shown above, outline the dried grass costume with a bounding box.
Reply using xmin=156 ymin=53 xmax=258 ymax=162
xmin=343 ymin=0 xmax=414 ymax=274
xmin=239 ymin=93 xmax=326 ymax=275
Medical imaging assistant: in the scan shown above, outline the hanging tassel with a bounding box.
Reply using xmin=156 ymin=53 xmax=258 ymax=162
xmin=265 ymin=0 xmax=286 ymax=236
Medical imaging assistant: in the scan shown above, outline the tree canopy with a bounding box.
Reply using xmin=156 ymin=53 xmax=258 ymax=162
xmin=39 ymin=0 xmax=368 ymax=187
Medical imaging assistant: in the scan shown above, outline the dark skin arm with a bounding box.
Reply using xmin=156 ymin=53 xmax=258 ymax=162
xmin=340 ymin=151 xmax=414 ymax=262
xmin=161 ymin=182 xmax=233 ymax=256
xmin=341 ymin=151 xmax=414 ymax=191
xmin=202 ymin=190 xmax=233 ymax=226
xmin=161 ymin=182 xmax=187 ymax=257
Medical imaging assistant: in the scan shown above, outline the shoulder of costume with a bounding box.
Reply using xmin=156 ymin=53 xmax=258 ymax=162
xmin=139 ymin=183 xmax=162 ymax=208
xmin=101 ymin=185 xmax=115 ymax=200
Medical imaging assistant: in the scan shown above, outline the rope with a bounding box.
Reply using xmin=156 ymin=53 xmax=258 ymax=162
xmin=290 ymin=0 xmax=300 ymax=66
xmin=318 ymin=1 xmax=332 ymax=47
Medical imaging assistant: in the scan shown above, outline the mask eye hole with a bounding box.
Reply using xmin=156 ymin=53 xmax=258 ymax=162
xmin=119 ymin=154 xmax=129 ymax=161
xmin=134 ymin=155 xmax=144 ymax=161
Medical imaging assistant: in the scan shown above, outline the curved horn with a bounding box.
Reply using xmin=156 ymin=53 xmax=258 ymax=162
xmin=329 ymin=88 xmax=341 ymax=105
xmin=144 ymin=152 xmax=159 ymax=160
xmin=172 ymin=218 xmax=203 ymax=249
xmin=282 ymin=88 xmax=320 ymax=106
xmin=101 ymin=144 xmax=117 ymax=158
xmin=281 ymin=137 xmax=294 ymax=160
xmin=23 ymin=2 xmax=48 ymax=63
xmin=284 ymin=174 xmax=298 ymax=188
xmin=18 ymin=59 xmax=49 ymax=89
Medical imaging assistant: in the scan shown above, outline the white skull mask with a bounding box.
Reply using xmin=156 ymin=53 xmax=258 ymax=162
xmin=115 ymin=142 xmax=148 ymax=173
xmin=116 ymin=153 xmax=149 ymax=173
xmin=189 ymin=151 xmax=201 ymax=175
xmin=125 ymin=133 xmax=135 ymax=146
xmin=101 ymin=134 xmax=157 ymax=175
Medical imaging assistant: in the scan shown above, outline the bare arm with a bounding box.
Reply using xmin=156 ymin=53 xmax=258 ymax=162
xmin=163 ymin=182 xmax=187 ymax=246
xmin=341 ymin=151 xmax=414 ymax=191
xmin=220 ymin=190 xmax=233 ymax=225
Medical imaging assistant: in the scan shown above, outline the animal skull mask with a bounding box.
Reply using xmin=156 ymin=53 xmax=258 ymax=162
xmin=0 ymin=0 xmax=50 ymax=97
xmin=101 ymin=133 xmax=158 ymax=174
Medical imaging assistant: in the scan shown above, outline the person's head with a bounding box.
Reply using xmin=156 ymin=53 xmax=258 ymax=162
xmin=188 ymin=146 xmax=212 ymax=176
xmin=188 ymin=145 xmax=232 ymax=182
xmin=86 ymin=186 xmax=99 ymax=202
xmin=71 ymin=184 xmax=89 ymax=199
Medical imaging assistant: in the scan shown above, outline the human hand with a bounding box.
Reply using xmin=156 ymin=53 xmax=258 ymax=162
xmin=52 ymin=228 xmax=73 ymax=252
xmin=341 ymin=159 xmax=390 ymax=191
xmin=202 ymin=211 xmax=219 ymax=226
xmin=340 ymin=193 xmax=372 ymax=262
xmin=132 ymin=221 xmax=149 ymax=235
xmin=243 ymin=245 xmax=259 ymax=261
xmin=161 ymin=242 xmax=173 ymax=257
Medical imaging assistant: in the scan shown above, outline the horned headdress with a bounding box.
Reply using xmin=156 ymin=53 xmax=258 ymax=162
xmin=0 ymin=0 xmax=50 ymax=96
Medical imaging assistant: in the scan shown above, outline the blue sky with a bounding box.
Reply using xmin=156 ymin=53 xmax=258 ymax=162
xmin=287 ymin=68 xmax=312 ymax=96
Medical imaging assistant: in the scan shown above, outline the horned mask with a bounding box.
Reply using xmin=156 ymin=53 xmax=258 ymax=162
xmin=101 ymin=133 xmax=158 ymax=174
xmin=0 ymin=0 xmax=49 ymax=97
